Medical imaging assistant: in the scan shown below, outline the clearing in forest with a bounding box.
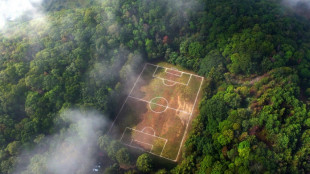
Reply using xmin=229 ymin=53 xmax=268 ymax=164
xmin=109 ymin=63 xmax=204 ymax=161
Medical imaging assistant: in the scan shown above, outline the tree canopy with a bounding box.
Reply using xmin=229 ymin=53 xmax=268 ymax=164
xmin=0 ymin=0 xmax=310 ymax=173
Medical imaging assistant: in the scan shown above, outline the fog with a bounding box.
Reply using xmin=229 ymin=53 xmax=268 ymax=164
xmin=5 ymin=0 xmax=200 ymax=173
xmin=282 ymin=0 xmax=310 ymax=19
xmin=14 ymin=109 xmax=107 ymax=174
xmin=0 ymin=0 xmax=44 ymax=30
xmin=282 ymin=0 xmax=310 ymax=7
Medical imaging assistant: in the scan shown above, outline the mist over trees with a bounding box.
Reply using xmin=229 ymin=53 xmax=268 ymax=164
xmin=0 ymin=0 xmax=310 ymax=173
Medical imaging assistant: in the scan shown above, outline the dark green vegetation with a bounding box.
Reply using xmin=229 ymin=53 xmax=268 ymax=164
xmin=1 ymin=0 xmax=310 ymax=173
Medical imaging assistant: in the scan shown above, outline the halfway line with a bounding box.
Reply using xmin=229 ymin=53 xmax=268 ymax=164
xmin=128 ymin=96 xmax=191 ymax=115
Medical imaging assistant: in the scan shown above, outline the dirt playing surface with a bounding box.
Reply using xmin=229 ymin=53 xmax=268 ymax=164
xmin=109 ymin=63 xmax=204 ymax=161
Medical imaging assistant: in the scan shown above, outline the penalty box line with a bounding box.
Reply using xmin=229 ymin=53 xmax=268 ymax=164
xmin=120 ymin=127 xmax=171 ymax=160
xmin=122 ymin=142 xmax=174 ymax=162
xmin=120 ymin=127 xmax=168 ymax=142
xmin=128 ymin=96 xmax=191 ymax=115
xmin=152 ymin=65 xmax=192 ymax=86
xmin=165 ymin=68 xmax=183 ymax=77
xmin=156 ymin=76 xmax=192 ymax=86
xmin=147 ymin=63 xmax=204 ymax=78
xmin=130 ymin=139 xmax=154 ymax=153
xmin=108 ymin=63 xmax=147 ymax=134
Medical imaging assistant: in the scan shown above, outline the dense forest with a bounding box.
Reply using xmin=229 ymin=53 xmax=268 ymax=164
xmin=1 ymin=0 xmax=310 ymax=173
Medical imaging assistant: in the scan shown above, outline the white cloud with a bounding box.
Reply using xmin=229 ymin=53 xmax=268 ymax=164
xmin=14 ymin=109 xmax=108 ymax=174
xmin=282 ymin=0 xmax=310 ymax=8
xmin=281 ymin=0 xmax=310 ymax=19
xmin=0 ymin=0 xmax=43 ymax=29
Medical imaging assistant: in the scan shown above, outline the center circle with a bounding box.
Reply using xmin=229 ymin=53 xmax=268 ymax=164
xmin=149 ymin=97 xmax=168 ymax=113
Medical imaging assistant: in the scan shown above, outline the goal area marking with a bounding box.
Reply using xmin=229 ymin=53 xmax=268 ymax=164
xmin=165 ymin=68 xmax=183 ymax=77
xmin=152 ymin=65 xmax=192 ymax=86
xmin=120 ymin=127 xmax=168 ymax=159
xmin=109 ymin=63 xmax=204 ymax=161
xmin=130 ymin=139 xmax=153 ymax=152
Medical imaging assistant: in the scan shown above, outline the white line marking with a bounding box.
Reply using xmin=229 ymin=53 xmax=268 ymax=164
xmin=132 ymin=139 xmax=154 ymax=153
xmin=189 ymin=78 xmax=204 ymax=116
xmin=142 ymin=127 xmax=156 ymax=136
xmin=149 ymin=97 xmax=169 ymax=113
xmin=126 ymin=144 xmax=145 ymax=151
xmin=156 ymin=76 xmax=189 ymax=86
xmin=120 ymin=128 xmax=172 ymax=160
xmin=186 ymin=74 xmax=192 ymax=85
xmin=150 ymin=145 xmax=153 ymax=152
xmin=120 ymin=127 xmax=128 ymax=142
xmin=151 ymin=65 xmax=191 ymax=86
xmin=174 ymin=77 xmax=204 ymax=161
xmin=162 ymin=79 xmax=177 ymax=86
xmin=146 ymin=63 xmax=203 ymax=78
xmin=125 ymin=127 xmax=168 ymax=141
xmin=108 ymin=64 xmax=147 ymax=133
xmin=165 ymin=68 xmax=183 ymax=77
xmin=122 ymin=143 xmax=175 ymax=162
xmin=133 ymin=139 xmax=153 ymax=147
xmin=153 ymin=66 xmax=159 ymax=77
xmin=128 ymin=96 xmax=191 ymax=114
xmin=110 ymin=63 xmax=205 ymax=161
xmin=160 ymin=139 xmax=168 ymax=156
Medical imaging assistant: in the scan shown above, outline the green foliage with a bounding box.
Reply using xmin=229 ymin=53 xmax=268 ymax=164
xmin=98 ymin=135 xmax=122 ymax=161
xmin=238 ymin=141 xmax=250 ymax=159
xmin=199 ymin=155 xmax=213 ymax=172
xmin=198 ymin=50 xmax=224 ymax=77
xmin=23 ymin=154 xmax=47 ymax=174
xmin=5 ymin=141 xmax=20 ymax=156
xmin=228 ymin=53 xmax=252 ymax=74
xmin=136 ymin=154 xmax=153 ymax=173
xmin=179 ymin=67 xmax=310 ymax=173
xmin=116 ymin=148 xmax=131 ymax=166
xmin=104 ymin=163 xmax=119 ymax=174
xmin=199 ymin=91 xmax=229 ymax=134
xmin=0 ymin=0 xmax=310 ymax=173
xmin=156 ymin=169 xmax=168 ymax=174
xmin=306 ymin=88 xmax=310 ymax=98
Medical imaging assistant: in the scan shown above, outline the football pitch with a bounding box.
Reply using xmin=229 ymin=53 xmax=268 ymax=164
xmin=109 ymin=63 xmax=204 ymax=161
